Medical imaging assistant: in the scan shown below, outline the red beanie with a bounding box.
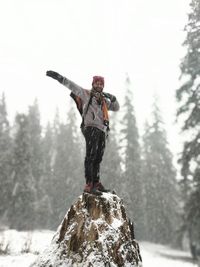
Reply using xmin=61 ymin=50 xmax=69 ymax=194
xmin=92 ymin=76 xmax=104 ymax=86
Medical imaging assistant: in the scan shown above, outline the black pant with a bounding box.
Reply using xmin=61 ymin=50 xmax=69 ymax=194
xmin=84 ymin=126 xmax=106 ymax=184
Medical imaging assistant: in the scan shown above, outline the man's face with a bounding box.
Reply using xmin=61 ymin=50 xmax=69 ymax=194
xmin=93 ymin=81 xmax=104 ymax=92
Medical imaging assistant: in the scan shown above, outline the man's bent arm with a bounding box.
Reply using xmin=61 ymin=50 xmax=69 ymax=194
xmin=108 ymin=98 xmax=120 ymax=111
xmin=103 ymin=92 xmax=120 ymax=111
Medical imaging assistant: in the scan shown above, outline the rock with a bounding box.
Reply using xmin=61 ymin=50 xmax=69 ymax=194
xmin=31 ymin=192 xmax=142 ymax=267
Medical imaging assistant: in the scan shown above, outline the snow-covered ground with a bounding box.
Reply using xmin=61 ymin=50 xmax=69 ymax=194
xmin=0 ymin=230 xmax=53 ymax=267
xmin=141 ymin=242 xmax=197 ymax=267
xmin=0 ymin=230 xmax=197 ymax=267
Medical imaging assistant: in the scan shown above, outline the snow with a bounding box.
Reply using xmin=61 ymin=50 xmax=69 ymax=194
xmin=101 ymin=192 xmax=120 ymax=202
xmin=0 ymin=230 xmax=198 ymax=267
xmin=141 ymin=242 xmax=197 ymax=267
xmin=0 ymin=230 xmax=53 ymax=255
xmin=0 ymin=253 xmax=36 ymax=267
xmin=111 ymin=218 xmax=123 ymax=229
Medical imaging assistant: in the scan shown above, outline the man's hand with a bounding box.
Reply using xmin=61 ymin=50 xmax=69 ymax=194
xmin=46 ymin=70 xmax=64 ymax=83
xmin=103 ymin=92 xmax=116 ymax=102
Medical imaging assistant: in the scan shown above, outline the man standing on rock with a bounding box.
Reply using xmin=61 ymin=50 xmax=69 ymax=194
xmin=46 ymin=70 xmax=120 ymax=194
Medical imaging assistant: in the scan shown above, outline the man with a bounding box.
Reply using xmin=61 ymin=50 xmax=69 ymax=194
xmin=46 ymin=70 xmax=120 ymax=194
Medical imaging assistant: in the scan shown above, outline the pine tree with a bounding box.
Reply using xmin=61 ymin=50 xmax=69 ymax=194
xmin=0 ymin=93 xmax=12 ymax=223
xmin=143 ymin=99 xmax=179 ymax=244
xmin=101 ymin=113 xmax=122 ymax=192
xmin=8 ymin=114 xmax=36 ymax=230
xmin=51 ymin=105 xmax=83 ymax=227
xmin=28 ymin=99 xmax=43 ymax=189
xmin=120 ymin=76 xmax=145 ymax=239
xmin=28 ymin=99 xmax=48 ymax=228
xmin=65 ymin=102 xmax=83 ymax=193
xmin=176 ymin=0 xmax=200 ymax=249
xmin=39 ymin=122 xmax=54 ymax=229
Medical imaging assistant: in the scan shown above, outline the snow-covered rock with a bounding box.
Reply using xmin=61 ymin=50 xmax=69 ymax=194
xmin=31 ymin=192 xmax=142 ymax=267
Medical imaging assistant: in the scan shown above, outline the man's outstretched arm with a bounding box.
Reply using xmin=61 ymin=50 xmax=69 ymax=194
xmin=46 ymin=70 xmax=87 ymax=100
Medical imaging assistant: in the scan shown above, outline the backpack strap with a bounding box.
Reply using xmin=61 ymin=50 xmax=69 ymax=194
xmin=70 ymin=91 xmax=92 ymax=130
xmin=81 ymin=93 xmax=93 ymax=129
xmin=70 ymin=92 xmax=83 ymax=115
xmin=102 ymin=98 xmax=109 ymax=131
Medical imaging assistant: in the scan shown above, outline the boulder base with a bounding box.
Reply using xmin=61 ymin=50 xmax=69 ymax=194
xmin=31 ymin=192 xmax=142 ymax=267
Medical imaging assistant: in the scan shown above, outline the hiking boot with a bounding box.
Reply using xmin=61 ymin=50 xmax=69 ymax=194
xmin=84 ymin=183 xmax=102 ymax=195
xmin=94 ymin=182 xmax=110 ymax=193
xmin=90 ymin=187 xmax=102 ymax=196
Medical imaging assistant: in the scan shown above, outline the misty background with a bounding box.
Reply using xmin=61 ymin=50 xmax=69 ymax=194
xmin=1 ymin=0 xmax=200 ymax=259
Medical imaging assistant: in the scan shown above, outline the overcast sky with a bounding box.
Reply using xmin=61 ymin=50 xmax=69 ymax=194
xmin=0 ymin=0 xmax=190 ymax=158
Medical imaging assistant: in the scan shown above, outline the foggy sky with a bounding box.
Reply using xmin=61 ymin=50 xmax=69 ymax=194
xmin=0 ymin=0 xmax=190 ymax=159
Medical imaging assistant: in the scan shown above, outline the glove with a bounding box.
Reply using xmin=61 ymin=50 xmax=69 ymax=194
xmin=46 ymin=70 xmax=64 ymax=83
xmin=103 ymin=92 xmax=116 ymax=103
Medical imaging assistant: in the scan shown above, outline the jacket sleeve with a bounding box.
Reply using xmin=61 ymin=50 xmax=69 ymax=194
xmin=62 ymin=77 xmax=88 ymax=101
